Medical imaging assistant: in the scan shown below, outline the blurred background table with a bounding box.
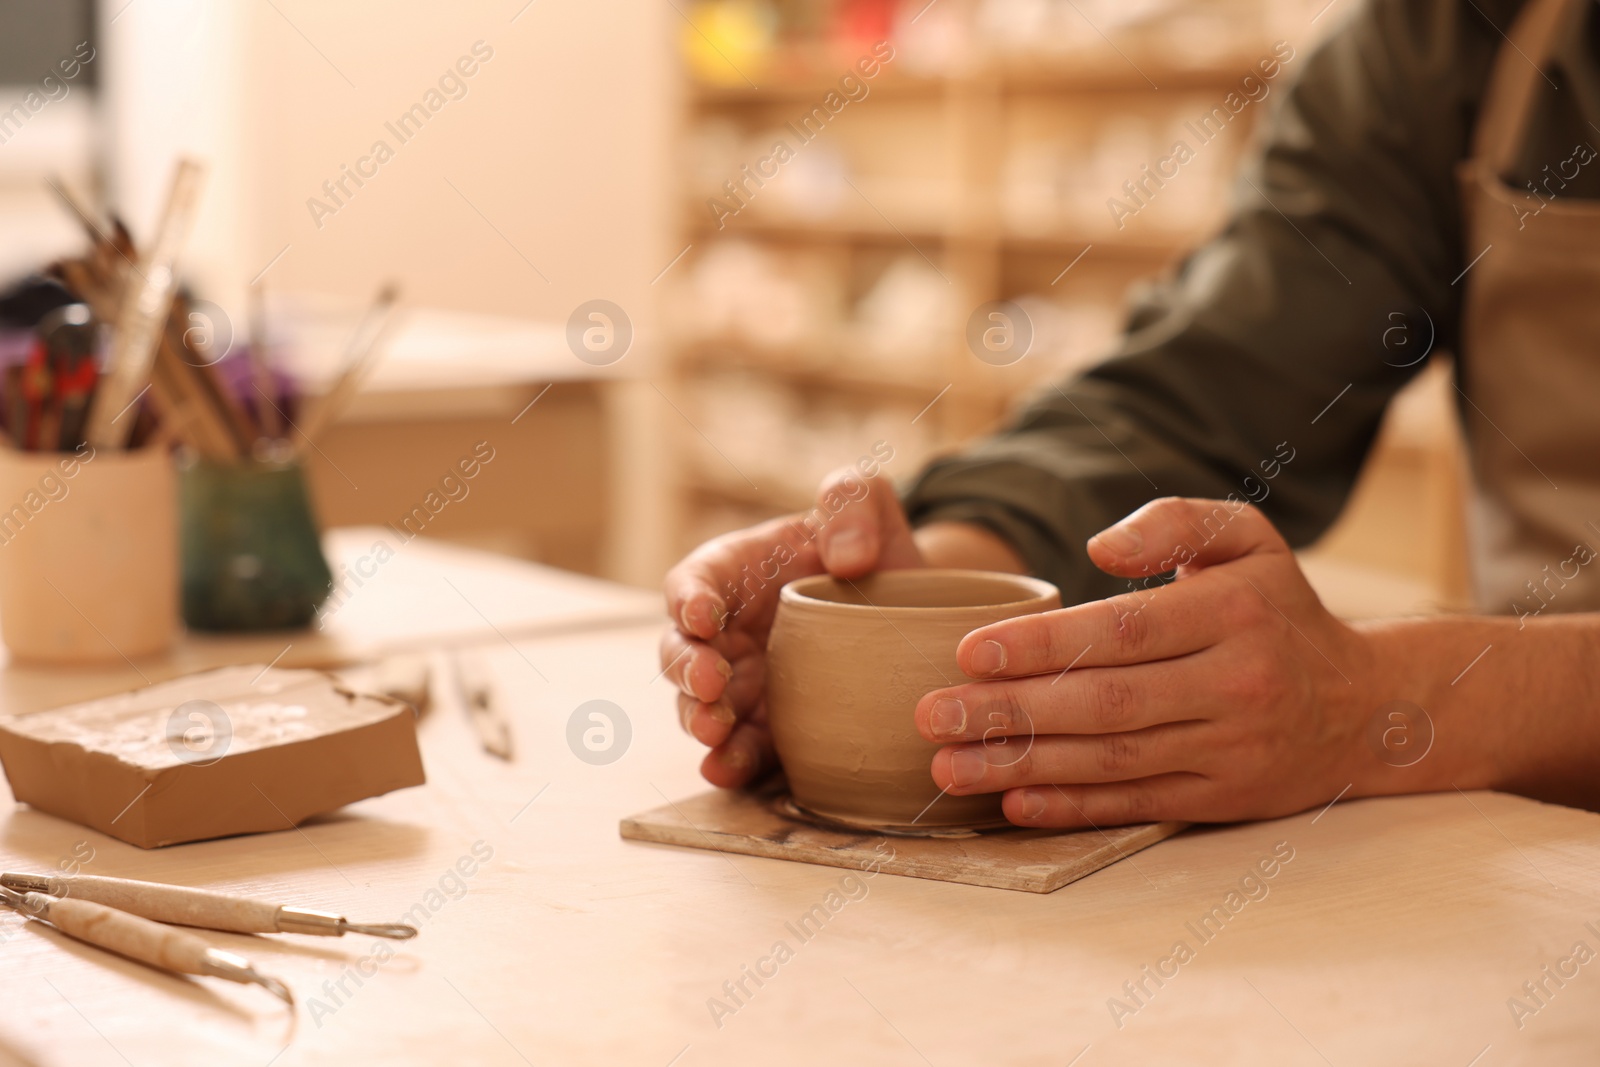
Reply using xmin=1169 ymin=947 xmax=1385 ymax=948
xmin=279 ymin=302 xmax=629 ymax=580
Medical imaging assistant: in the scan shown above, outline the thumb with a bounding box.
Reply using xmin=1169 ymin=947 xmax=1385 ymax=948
xmin=814 ymin=469 xmax=920 ymax=579
xmin=1086 ymin=496 xmax=1290 ymax=578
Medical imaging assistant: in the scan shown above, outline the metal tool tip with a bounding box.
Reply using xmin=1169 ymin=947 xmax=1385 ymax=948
xmin=248 ymin=970 xmax=295 ymax=1008
xmin=340 ymin=920 xmax=418 ymax=940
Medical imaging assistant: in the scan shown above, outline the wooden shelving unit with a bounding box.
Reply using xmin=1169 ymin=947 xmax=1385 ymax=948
xmin=660 ymin=0 xmax=1325 ymax=558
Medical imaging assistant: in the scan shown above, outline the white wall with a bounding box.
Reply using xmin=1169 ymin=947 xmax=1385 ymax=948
xmin=102 ymin=0 xmax=253 ymax=312
xmin=101 ymin=0 xmax=679 ymax=583
xmin=105 ymin=0 xmax=675 ymax=331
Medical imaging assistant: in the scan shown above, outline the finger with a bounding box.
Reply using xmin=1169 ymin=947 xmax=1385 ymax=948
xmin=916 ymin=661 xmax=1202 ymax=742
xmin=930 ymin=724 xmax=1206 ymax=794
xmin=812 ymin=469 xmax=922 ymax=579
xmin=1086 ymin=496 xmax=1290 ymax=579
xmin=719 ymin=645 xmax=767 ymax=713
xmin=1000 ymin=775 xmax=1210 ymax=829
xmin=662 ymin=560 xmax=731 ymax=641
xmin=658 ymin=629 xmax=732 ymax=703
xmin=956 ymin=568 xmax=1231 ymax=678
xmin=700 ymin=720 xmax=776 ymax=788
xmin=677 ymin=692 xmax=738 ymax=747
xmin=663 ymin=514 xmax=821 ymax=639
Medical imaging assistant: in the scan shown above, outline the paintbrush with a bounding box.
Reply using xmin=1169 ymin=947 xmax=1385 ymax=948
xmin=167 ymin=293 xmax=256 ymax=455
xmin=293 ymin=282 xmax=402 ymax=451
xmin=248 ymin=282 xmax=281 ymax=440
xmin=83 ymin=157 xmax=207 ymax=450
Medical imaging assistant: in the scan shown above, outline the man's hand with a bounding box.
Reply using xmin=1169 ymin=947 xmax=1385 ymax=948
xmin=661 ymin=468 xmax=925 ymax=788
xmin=915 ymin=497 xmax=1378 ymax=828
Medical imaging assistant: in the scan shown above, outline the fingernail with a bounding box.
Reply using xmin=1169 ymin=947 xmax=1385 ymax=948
xmin=707 ymin=700 xmax=736 ymax=725
xmin=929 ymin=697 xmax=966 ymax=737
xmin=715 ymin=659 xmax=734 ymax=681
xmin=679 ymin=602 xmax=699 ymax=634
xmin=824 ymin=527 xmax=869 ymax=570
xmin=949 ymin=748 xmax=986 ymax=788
xmin=970 ymin=640 xmax=1007 ymax=676
xmin=1092 ymin=524 xmax=1143 ymax=555
xmin=722 ymin=747 xmax=751 ymax=772
xmin=1017 ymin=789 xmax=1046 ymax=821
xmin=678 ymin=702 xmax=694 ymax=734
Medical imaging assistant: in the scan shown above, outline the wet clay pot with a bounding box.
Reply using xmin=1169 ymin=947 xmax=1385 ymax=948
xmin=766 ymin=569 xmax=1060 ymax=834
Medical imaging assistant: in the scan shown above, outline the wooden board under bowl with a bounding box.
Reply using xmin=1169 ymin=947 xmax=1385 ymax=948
xmin=619 ymin=783 xmax=1186 ymax=894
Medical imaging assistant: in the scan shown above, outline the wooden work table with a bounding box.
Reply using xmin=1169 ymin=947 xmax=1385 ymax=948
xmin=1 ymin=538 xmax=1598 ymax=1065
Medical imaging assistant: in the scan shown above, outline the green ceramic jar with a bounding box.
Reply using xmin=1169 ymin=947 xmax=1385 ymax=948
xmin=179 ymin=455 xmax=332 ymax=631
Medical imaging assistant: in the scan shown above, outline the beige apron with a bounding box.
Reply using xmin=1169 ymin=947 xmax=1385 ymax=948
xmin=1458 ymin=0 xmax=1600 ymax=615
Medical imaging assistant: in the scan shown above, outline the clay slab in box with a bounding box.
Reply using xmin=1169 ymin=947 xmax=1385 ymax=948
xmin=0 ymin=665 xmax=426 ymax=848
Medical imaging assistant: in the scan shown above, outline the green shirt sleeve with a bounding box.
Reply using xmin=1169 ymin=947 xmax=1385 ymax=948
xmin=902 ymin=0 xmax=1520 ymax=604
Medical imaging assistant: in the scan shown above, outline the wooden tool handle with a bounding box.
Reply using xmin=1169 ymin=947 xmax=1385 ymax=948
xmin=38 ymin=874 xmax=282 ymax=934
xmin=84 ymin=158 xmax=207 ymax=450
xmin=35 ymin=895 xmax=213 ymax=975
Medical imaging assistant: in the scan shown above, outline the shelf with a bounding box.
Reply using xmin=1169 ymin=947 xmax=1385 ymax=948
xmin=990 ymin=54 xmax=1288 ymax=94
xmin=686 ymin=50 xmax=1289 ymax=102
xmin=685 ymin=211 xmax=1194 ymax=256
xmin=687 ymin=212 xmax=950 ymax=247
xmin=999 ymin=229 xmax=1198 ymax=257
xmin=683 ymin=475 xmax=807 ymax=513
xmin=690 ymin=72 xmax=952 ymax=104
xmin=676 ymin=340 xmax=952 ymax=399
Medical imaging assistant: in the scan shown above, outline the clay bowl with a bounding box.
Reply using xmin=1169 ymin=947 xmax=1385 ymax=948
xmin=765 ymin=568 xmax=1060 ymax=834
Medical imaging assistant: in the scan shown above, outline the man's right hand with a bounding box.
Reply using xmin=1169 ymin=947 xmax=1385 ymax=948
xmin=660 ymin=468 xmax=926 ymax=788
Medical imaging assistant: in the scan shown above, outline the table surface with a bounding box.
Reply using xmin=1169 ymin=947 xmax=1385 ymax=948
xmin=0 ymin=527 xmax=661 ymax=717
xmin=277 ymin=301 xmax=626 ymax=423
xmin=279 ymin=301 xmax=610 ymax=395
xmin=1 ymin=541 xmax=1598 ymax=1066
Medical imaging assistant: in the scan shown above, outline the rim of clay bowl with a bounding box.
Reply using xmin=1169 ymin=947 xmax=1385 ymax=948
xmin=779 ymin=568 xmax=1059 ymax=616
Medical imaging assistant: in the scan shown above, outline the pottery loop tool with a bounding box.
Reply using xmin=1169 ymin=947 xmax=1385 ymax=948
xmin=371 ymin=654 xmax=432 ymax=717
xmin=0 ymin=885 xmax=293 ymax=1005
xmin=0 ymin=873 xmax=417 ymax=940
xmin=454 ymin=650 xmax=513 ymax=760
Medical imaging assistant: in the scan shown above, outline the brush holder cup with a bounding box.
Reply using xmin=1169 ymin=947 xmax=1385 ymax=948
xmin=0 ymin=444 xmax=178 ymax=663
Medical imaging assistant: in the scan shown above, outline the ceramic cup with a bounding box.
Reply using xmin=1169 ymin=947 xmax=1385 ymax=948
xmin=766 ymin=568 xmax=1061 ymax=833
